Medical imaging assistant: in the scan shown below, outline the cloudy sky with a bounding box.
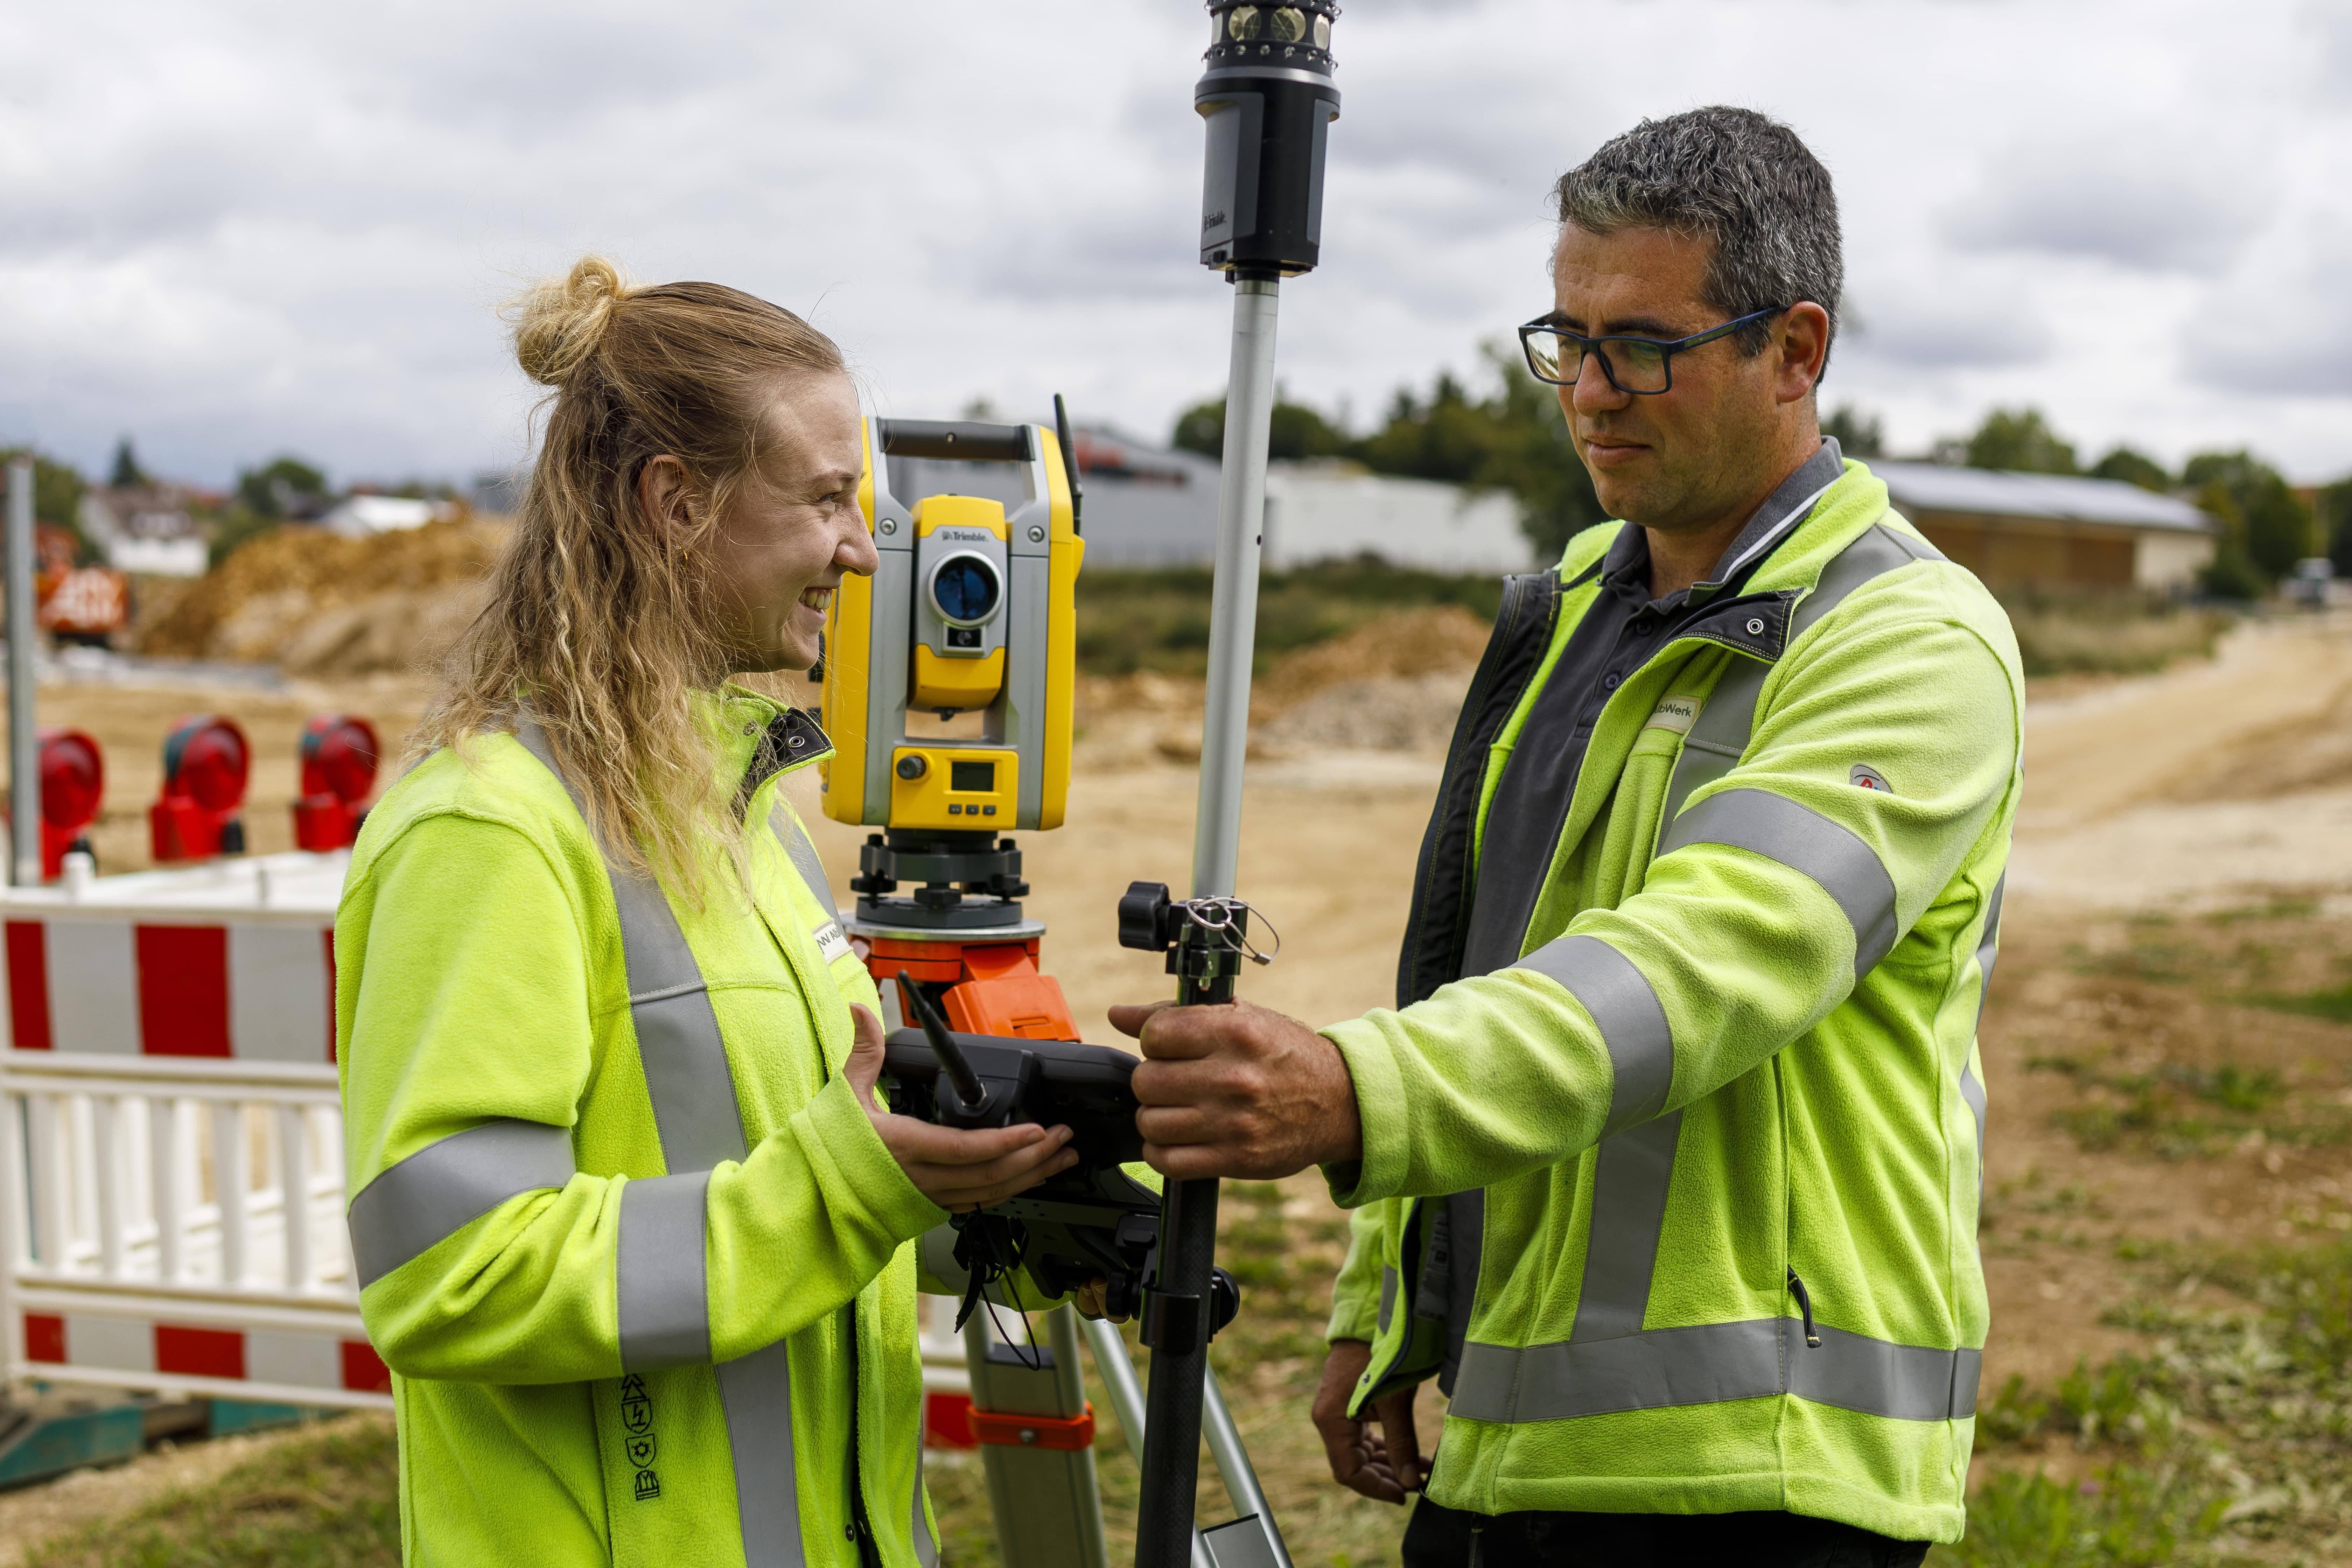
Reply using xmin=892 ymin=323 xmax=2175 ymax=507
xmin=4 ymin=0 xmax=2347 ymax=491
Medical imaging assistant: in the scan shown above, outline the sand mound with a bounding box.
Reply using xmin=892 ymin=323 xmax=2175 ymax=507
xmin=1251 ymin=604 xmax=1492 ymax=718
xmin=139 ymin=520 xmax=504 ymax=675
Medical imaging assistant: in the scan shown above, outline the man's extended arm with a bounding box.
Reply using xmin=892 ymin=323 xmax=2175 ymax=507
xmin=1120 ymin=582 xmax=2019 ymax=1195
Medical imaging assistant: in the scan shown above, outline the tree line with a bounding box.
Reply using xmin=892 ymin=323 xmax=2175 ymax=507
xmin=1173 ymin=360 xmax=2350 ymax=600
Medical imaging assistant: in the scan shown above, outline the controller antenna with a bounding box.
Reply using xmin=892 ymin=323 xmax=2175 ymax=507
xmin=897 ymin=969 xmax=986 ymax=1110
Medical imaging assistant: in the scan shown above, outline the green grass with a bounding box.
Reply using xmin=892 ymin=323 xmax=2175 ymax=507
xmin=1954 ymin=1240 xmax=2352 ymax=1563
xmin=2252 ymin=982 xmax=2352 ymax=1024
xmin=1077 ymin=560 xmax=1501 ymax=677
xmin=1933 ymin=1465 xmax=2231 ymax=1568
xmin=24 ymin=1414 xmax=398 ymax=1567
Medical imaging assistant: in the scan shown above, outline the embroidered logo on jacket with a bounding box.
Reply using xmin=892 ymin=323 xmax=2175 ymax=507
xmin=812 ymin=919 xmax=853 ymax=965
xmin=1645 ymin=696 xmax=1703 ymax=735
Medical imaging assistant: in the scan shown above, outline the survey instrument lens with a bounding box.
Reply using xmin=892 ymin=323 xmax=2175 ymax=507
xmin=928 ymin=553 xmax=1001 ymax=626
xmin=1227 ymin=5 xmax=1259 ymax=38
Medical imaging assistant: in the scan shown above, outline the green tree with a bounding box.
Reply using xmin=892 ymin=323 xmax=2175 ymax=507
xmin=2320 ymin=476 xmax=2352 ymax=577
xmin=108 ymin=437 xmax=148 ymax=489
xmin=1963 ymin=407 xmax=2079 ymax=475
xmin=2184 ymin=450 xmax=2311 ymax=584
xmin=1169 ymin=397 xmax=1348 ymax=462
xmin=234 ymin=456 xmax=331 ymax=519
xmin=2089 ymin=446 xmax=2172 ymax=492
xmin=1821 ymin=404 xmax=1884 ymax=458
xmin=1350 ymin=348 xmax=1606 ymax=560
xmin=1174 ymin=349 xmax=1608 ymax=561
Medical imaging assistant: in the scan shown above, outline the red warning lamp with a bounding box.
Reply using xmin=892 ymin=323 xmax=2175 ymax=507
xmin=293 ymin=714 xmax=379 ymax=852
xmin=150 ymin=715 xmax=250 ymax=862
xmin=15 ymin=728 xmax=105 ymax=880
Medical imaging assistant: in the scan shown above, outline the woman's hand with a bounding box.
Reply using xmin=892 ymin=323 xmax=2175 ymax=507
xmin=846 ymin=1004 xmax=1078 ymax=1211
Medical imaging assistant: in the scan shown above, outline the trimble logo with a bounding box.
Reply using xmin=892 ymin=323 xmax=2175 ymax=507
xmin=1203 ymin=212 xmax=1227 ymax=232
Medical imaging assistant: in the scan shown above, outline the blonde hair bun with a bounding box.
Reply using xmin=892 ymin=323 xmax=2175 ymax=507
xmin=509 ymin=255 xmax=638 ymax=388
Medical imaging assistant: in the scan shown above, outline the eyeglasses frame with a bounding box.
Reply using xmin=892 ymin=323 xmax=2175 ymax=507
xmin=1517 ymin=305 xmax=1790 ymax=396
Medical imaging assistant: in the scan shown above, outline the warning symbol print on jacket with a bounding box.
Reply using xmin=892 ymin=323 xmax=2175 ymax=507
xmin=621 ymin=1373 xmax=660 ymax=1501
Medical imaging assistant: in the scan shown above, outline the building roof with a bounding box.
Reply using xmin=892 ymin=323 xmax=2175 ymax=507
xmin=1871 ymin=460 xmax=2215 ymax=534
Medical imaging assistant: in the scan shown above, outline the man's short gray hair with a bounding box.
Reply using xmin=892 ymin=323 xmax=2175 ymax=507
xmin=1553 ymin=106 xmax=1842 ymax=365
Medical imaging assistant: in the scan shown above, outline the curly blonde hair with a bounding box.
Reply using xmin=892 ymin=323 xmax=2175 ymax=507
xmin=410 ymin=255 xmax=846 ymax=898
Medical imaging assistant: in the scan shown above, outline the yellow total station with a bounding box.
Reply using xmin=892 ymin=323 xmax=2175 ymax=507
xmin=820 ymin=416 xmax=1084 ymax=866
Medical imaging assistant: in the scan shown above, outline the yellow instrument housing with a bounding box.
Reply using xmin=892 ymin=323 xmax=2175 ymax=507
xmin=820 ymin=417 xmax=1083 ymax=834
xmin=889 ymin=747 xmax=1020 ymax=831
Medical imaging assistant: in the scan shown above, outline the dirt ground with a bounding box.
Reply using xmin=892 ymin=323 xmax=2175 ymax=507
xmin=10 ymin=611 xmax=2352 ymax=1561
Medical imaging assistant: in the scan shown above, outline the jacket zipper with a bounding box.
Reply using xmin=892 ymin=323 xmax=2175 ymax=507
xmin=1785 ymin=1268 xmax=1821 ymax=1349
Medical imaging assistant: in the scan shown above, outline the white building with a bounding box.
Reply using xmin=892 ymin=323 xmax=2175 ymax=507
xmin=1262 ymin=461 xmax=1533 ymax=574
xmin=77 ymin=485 xmax=211 ymax=577
xmin=886 ymin=425 xmax=1534 ymax=575
xmin=322 ymin=495 xmax=445 ymax=537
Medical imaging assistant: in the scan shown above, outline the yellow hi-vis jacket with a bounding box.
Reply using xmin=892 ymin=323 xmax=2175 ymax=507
xmin=338 ymin=693 xmax=946 ymax=1567
xmin=1321 ymin=463 xmax=2022 ymax=1543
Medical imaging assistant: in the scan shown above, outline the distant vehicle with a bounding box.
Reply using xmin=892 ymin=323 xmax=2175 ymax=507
xmin=2288 ymin=556 xmax=2335 ymax=611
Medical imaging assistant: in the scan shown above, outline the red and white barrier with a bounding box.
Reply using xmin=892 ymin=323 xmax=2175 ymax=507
xmin=0 ymin=849 xmax=980 ymax=1432
xmin=0 ymin=852 xmax=376 ymax=1409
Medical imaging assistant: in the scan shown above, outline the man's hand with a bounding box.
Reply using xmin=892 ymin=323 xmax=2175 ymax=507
xmin=1107 ymin=998 xmax=1363 ymax=1181
xmin=1311 ymin=1340 xmax=1428 ymax=1504
xmin=846 ymin=1005 xmax=1077 ymax=1210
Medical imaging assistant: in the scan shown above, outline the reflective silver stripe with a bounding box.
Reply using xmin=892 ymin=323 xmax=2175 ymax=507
xmin=514 ymin=722 xmax=806 ymax=1562
xmin=716 ymin=1340 xmax=800 ymax=1568
xmin=772 ymin=804 xmax=841 ymax=926
xmin=1657 ymin=788 xmax=1900 ymax=974
xmin=514 ymin=723 xmax=750 ymax=1174
xmin=1973 ymin=874 xmax=2005 ymax=1028
xmin=618 ymin=1170 xmax=713 ymax=1370
xmin=1658 ymin=659 xmax=1762 ymax=828
xmin=1959 ymin=1061 xmax=1988 ymax=1201
xmin=1793 ymin=1326 xmax=1980 ymax=1421
xmin=1378 ymin=1266 xmax=1397 ymax=1334
xmin=1450 ymin=1320 xmax=1977 ymax=1425
xmin=346 ymin=1118 xmax=575 ymax=1288
xmin=1511 ymin=934 xmax=1673 ymax=1134
xmin=1569 ymin=1112 xmax=1683 ymax=1342
xmin=1508 ymin=937 xmax=1682 ymax=1344
xmin=912 ymin=1442 xmax=937 ymax=1568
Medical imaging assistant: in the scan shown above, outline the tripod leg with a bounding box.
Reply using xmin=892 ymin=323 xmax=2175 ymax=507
xmin=1203 ymin=1366 xmax=1292 ymax=1568
xmin=965 ymin=1304 xmax=1111 ymax=1568
xmin=1081 ymin=1316 xmax=1216 ymax=1568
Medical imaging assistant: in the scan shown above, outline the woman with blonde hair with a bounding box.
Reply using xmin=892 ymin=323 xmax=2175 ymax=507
xmin=338 ymin=257 xmax=1078 ymax=1566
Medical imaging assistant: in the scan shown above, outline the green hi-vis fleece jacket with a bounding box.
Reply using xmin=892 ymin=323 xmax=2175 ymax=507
xmin=338 ymin=692 xmax=954 ymax=1568
xmin=1321 ymin=462 xmax=2022 ymax=1544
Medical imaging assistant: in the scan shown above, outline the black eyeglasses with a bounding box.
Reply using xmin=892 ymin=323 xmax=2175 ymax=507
xmin=1518 ymin=306 xmax=1786 ymax=395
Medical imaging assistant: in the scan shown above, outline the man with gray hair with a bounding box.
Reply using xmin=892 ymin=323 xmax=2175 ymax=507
xmin=1112 ymin=106 xmax=2018 ymax=1564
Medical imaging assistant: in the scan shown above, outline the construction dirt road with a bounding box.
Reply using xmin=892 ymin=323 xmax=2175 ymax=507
xmin=11 ymin=609 xmax=2352 ymax=1562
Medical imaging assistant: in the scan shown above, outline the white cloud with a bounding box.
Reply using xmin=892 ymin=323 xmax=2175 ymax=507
xmin=0 ymin=0 xmax=2346 ymax=489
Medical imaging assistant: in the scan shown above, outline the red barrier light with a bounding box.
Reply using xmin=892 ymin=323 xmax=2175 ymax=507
xmin=11 ymin=728 xmax=106 ymax=880
xmin=293 ymin=714 xmax=379 ymax=852
xmin=150 ymin=715 xmax=249 ymax=862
